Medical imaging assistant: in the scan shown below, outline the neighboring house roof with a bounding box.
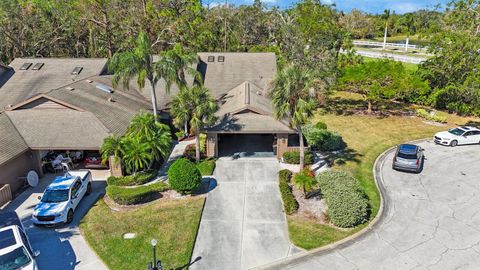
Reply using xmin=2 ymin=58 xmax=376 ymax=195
xmin=0 ymin=113 xmax=29 ymax=165
xmin=5 ymin=109 xmax=110 ymax=150
xmin=208 ymin=80 xmax=294 ymax=134
xmin=0 ymin=58 xmax=108 ymax=110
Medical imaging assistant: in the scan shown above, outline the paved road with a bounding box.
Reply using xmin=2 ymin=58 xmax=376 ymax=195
xmin=266 ymin=141 xmax=480 ymax=270
xmin=190 ymin=158 xmax=302 ymax=270
xmin=4 ymin=171 xmax=108 ymax=270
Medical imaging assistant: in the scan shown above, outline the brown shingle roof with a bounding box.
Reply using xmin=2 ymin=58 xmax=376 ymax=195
xmin=0 ymin=58 xmax=108 ymax=110
xmin=0 ymin=113 xmax=29 ymax=165
xmin=208 ymin=112 xmax=294 ymax=133
xmin=216 ymin=81 xmax=273 ymax=117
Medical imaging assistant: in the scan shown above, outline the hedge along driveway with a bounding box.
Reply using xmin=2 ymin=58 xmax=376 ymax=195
xmin=190 ymin=158 xmax=302 ymax=270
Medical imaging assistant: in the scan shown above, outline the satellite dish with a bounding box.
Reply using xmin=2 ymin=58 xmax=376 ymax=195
xmin=27 ymin=171 xmax=39 ymax=187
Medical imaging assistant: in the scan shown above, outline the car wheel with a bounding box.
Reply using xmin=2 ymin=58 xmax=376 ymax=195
xmin=450 ymin=140 xmax=458 ymax=147
xmin=86 ymin=183 xmax=92 ymax=196
xmin=65 ymin=209 xmax=74 ymax=224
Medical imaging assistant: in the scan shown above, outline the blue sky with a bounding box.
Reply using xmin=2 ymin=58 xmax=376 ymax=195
xmin=205 ymin=0 xmax=450 ymax=14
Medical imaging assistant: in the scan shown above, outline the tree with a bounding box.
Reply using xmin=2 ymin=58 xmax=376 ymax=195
xmin=162 ymin=43 xmax=200 ymax=88
xmin=121 ymin=137 xmax=152 ymax=175
xmin=382 ymin=9 xmax=391 ymax=50
xmin=109 ymin=32 xmax=176 ymax=121
xmin=100 ymin=135 xmax=124 ymax=165
xmin=171 ymin=85 xmax=218 ymax=161
xmin=170 ymin=88 xmax=191 ymax=136
xmin=271 ymin=64 xmax=316 ymax=169
xmin=293 ymin=170 xmax=317 ymax=198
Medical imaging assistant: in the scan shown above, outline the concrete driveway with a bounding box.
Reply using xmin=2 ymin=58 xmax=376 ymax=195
xmin=190 ymin=158 xmax=301 ymax=270
xmin=268 ymin=141 xmax=480 ymax=269
xmin=4 ymin=171 xmax=108 ymax=270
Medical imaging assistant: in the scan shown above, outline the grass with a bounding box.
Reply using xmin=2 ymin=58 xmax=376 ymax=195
xmin=362 ymin=56 xmax=419 ymax=72
xmin=80 ymin=196 xmax=205 ymax=270
xmin=196 ymin=159 xmax=216 ymax=176
xmin=288 ymin=91 xmax=478 ymax=250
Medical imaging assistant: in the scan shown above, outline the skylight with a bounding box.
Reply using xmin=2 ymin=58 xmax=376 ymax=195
xmin=218 ymin=56 xmax=225 ymax=62
xmin=19 ymin=63 xmax=32 ymax=70
xmin=32 ymin=63 xmax=44 ymax=70
xmin=71 ymin=67 xmax=83 ymax=75
xmin=96 ymin=84 xmax=113 ymax=93
xmin=207 ymin=56 xmax=215 ymax=62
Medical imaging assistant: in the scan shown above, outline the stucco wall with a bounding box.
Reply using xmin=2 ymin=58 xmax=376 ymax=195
xmin=0 ymin=150 xmax=37 ymax=195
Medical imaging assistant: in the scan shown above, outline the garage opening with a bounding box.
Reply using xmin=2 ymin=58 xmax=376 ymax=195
xmin=218 ymin=134 xmax=275 ymax=158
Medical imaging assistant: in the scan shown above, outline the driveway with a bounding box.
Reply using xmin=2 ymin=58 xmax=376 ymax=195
xmin=4 ymin=171 xmax=108 ymax=270
xmin=190 ymin=158 xmax=302 ymax=270
xmin=267 ymin=141 xmax=480 ymax=269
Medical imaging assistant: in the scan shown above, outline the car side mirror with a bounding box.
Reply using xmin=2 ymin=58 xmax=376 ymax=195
xmin=33 ymin=250 xmax=41 ymax=257
xmin=37 ymin=196 xmax=41 ymax=200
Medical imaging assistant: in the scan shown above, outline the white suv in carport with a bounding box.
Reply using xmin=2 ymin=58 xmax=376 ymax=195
xmin=434 ymin=126 xmax=480 ymax=147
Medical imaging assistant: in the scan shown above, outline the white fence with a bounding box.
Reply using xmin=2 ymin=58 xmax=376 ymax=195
xmin=354 ymin=50 xmax=427 ymax=64
xmin=353 ymin=40 xmax=425 ymax=50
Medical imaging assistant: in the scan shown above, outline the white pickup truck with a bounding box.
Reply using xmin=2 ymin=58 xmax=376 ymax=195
xmin=0 ymin=211 xmax=40 ymax=270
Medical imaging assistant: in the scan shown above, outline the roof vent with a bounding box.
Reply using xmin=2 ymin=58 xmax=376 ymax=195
xmin=256 ymin=91 xmax=262 ymax=96
xmin=71 ymin=67 xmax=83 ymax=75
xmin=244 ymin=83 xmax=250 ymax=105
xmin=218 ymin=56 xmax=225 ymax=62
xmin=108 ymin=97 xmax=115 ymax=102
xmin=207 ymin=56 xmax=215 ymax=62
xmin=96 ymin=83 xmax=113 ymax=93
xmin=65 ymin=87 xmax=75 ymax=91
xmin=32 ymin=63 xmax=44 ymax=70
xmin=19 ymin=63 xmax=32 ymax=70
xmin=86 ymin=79 xmax=93 ymax=83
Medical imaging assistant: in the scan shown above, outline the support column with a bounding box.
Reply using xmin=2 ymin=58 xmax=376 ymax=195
xmin=276 ymin=133 xmax=288 ymax=159
xmin=206 ymin=133 xmax=218 ymax=158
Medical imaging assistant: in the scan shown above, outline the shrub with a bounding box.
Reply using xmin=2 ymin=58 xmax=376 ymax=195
xmin=196 ymin=159 xmax=216 ymax=176
xmin=168 ymin=158 xmax=202 ymax=193
xmin=107 ymin=170 xmax=157 ymax=186
xmin=315 ymin=121 xmax=327 ymax=130
xmin=317 ymin=171 xmax=369 ymax=228
xmin=106 ymin=182 xmax=168 ymax=205
xmin=293 ymin=169 xmax=317 ymax=198
xmin=416 ymin=108 xmax=447 ymax=123
xmin=199 ymin=133 xmax=207 ymax=154
xmin=175 ymin=130 xmax=186 ymax=139
xmin=283 ymin=150 xmax=314 ymax=165
xmin=279 ymin=169 xmax=293 ymax=182
xmin=304 ymin=126 xmax=345 ymax=151
xmin=183 ymin=144 xmax=205 ymax=160
xmin=278 ymin=170 xmax=299 ymax=215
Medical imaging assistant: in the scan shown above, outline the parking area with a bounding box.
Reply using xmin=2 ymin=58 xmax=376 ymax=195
xmin=272 ymin=141 xmax=480 ymax=269
xmin=3 ymin=170 xmax=109 ymax=270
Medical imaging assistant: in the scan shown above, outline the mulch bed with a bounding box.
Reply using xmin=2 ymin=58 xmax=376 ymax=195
xmin=291 ymin=186 xmax=329 ymax=224
xmin=103 ymin=190 xmax=197 ymax=212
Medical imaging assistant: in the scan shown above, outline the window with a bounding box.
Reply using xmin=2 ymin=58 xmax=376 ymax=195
xmin=0 ymin=229 xmax=16 ymax=249
xmin=19 ymin=63 xmax=32 ymax=70
xmin=71 ymin=180 xmax=82 ymax=198
xmin=464 ymin=131 xmax=472 ymax=136
xmin=32 ymin=63 xmax=44 ymax=70
xmin=71 ymin=67 xmax=83 ymax=75
xmin=207 ymin=56 xmax=215 ymax=62
xmin=218 ymin=56 xmax=225 ymax=62
xmin=18 ymin=229 xmax=32 ymax=254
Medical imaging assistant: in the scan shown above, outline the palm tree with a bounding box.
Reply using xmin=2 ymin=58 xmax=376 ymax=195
xmin=382 ymin=9 xmax=391 ymax=50
xmin=293 ymin=172 xmax=317 ymax=199
xmin=171 ymin=85 xmax=218 ymax=161
xmin=170 ymin=90 xmax=191 ymax=136
xmin=100 ymin=135 xmax=124 ymax=165
xmin=109 ymin=32 xmax=176 ymax=121
xmin=271 ymin=64 xmax=316 ymax=170
xmin=122 ymin=137 xmax=152 ymax=175
xmin=127 ymin=112 xmax=172 ymax=168
xmin=162 ymin=44 xmax=201 ymax=88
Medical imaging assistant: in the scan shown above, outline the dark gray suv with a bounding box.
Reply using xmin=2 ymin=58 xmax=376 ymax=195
xmin=392 ymin=144 xmax=424 ymax=173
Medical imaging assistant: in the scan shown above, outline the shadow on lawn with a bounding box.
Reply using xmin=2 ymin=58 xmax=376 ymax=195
xmin=323 ymin=96 xmax=413 ymax=117
xmin=325 ymin=147 xmax=363 ymax=166
xmin=465 ymin=121 xmax=480 ymax=128
xmin=174 ymin=256 xmax=202 ymax=270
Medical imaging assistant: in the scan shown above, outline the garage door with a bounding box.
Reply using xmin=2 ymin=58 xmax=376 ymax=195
xmin=218 ymin=134 xmax=275 ymax=157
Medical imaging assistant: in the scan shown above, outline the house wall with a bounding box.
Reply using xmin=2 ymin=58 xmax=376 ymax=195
xmin=0 ymin=150 xmax=37 ymax=195
xmin=206 ymin=133 xmax=218 ymax=157
xmin=276 ymin=133 xmax=289 ymax=159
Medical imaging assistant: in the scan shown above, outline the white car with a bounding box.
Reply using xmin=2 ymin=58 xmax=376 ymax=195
xmin=0 ymin=211 xmax=40 ymax=270
xmin=434 ymin=126 xmax=480 ymax=147
xmin=32 ymin=170 xmax=92 ymax=225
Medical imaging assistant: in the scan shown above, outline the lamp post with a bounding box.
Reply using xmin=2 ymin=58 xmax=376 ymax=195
xmin=147 ymin=239 xmax=162 ymax=270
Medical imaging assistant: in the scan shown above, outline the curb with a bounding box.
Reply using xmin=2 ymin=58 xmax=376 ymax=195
xmin=251 ymin=140 xmax=433 ymax=269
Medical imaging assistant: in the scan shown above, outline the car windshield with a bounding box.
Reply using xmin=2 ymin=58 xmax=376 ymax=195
xmin=397 ymin=152 xmax=417 ymax=160
xmin=0 ymin=247 xmax=31 ymax=270
xmin=41 ymin=189 xmax=69 ymax=203
xmin=448 ymin=128 xmax=465 ymax=136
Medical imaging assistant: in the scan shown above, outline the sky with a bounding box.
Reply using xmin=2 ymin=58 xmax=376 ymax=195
xmin=205 ymin=0 xmax=450 ymax=14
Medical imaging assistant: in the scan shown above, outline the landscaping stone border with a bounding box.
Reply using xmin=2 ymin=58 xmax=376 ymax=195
xmin=252 ymin=140 xmax=431 ymax=269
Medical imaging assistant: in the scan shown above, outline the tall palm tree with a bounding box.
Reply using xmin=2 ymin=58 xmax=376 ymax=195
xmin=382 ymin=9 xmax=391 ymax=50
xmin=171 ymin=85 xmax=218 ymax=161
xmin=109 ymin=32 xmax=176 ymax=121
xmin=162 ymin=44 xmax=201 ymax=88
xmin=100 ymin=135 xmax=124 ymax=165
xmin=271 ymin=64 xmax=316 ymax=170
xmin=170 ymin=90 xmax=191 ymax=136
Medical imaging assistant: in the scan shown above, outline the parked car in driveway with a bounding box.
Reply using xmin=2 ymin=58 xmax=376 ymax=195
xmin=84 ymin=151 xmax=108 ymax=169
xmin=434 ymin=126 xmax=480 ymax=147
xmin=393 ymin=144 xmax=424 ymax=173
xmin=0 ymin=211 xmax=40 ymax=270
xmin=32 ymin=170 xmax=92 ymax=225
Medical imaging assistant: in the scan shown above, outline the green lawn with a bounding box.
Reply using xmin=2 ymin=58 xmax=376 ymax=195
xmin=288 ymin=92 xmax=476 ymax=250
xmin=80 ymin=197 xmax=205 ymax=270
xmin=361 ymin=55 xmax=419 ymax=72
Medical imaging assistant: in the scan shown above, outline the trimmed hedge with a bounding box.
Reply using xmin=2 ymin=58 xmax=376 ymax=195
xmin=107 ymin=170 xmax=157 ymax=186
xmin=196 ymin=159 xmax=216 ymax=176
xmin=303 ymin=125 xmax=345 ymax=151
xmin=278 ymin=169 xmax=299 ymax=215
xmin=316 ymin=171 xmax=369 ymax=228
xmin=283 ymin=150 xmax=314 ymax=165
xmin=106 ymin=182 xmax=169 ymax=205
xmin=168 ymin=158 xmax=202 ymax=194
